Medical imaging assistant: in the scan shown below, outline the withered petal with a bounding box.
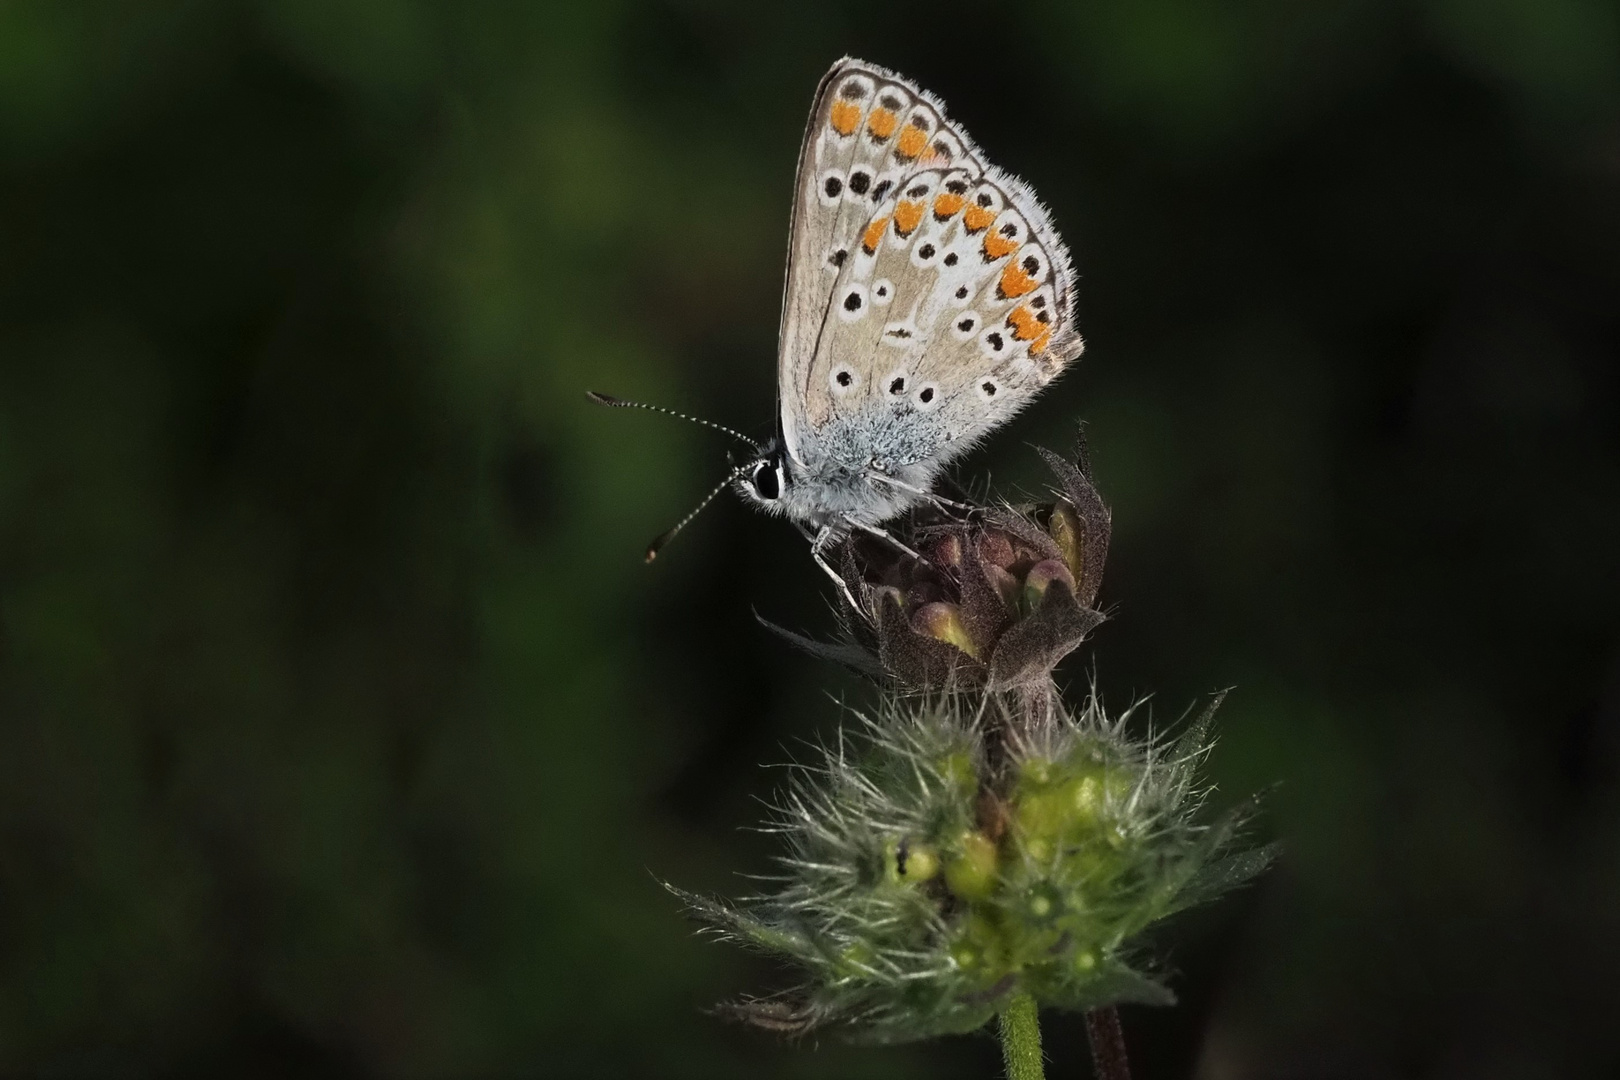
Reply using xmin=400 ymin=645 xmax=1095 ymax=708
xmin=981 ymin=508 xmax=1066 ymax=568
xmin=1035 ymin=446 xmax=1111 ymax=607
xmin=958 ymin=535 xmax=1014 ymax=646
xmin=755 ymin=611 xmax=886 ymax=678
xmin=986 ymin=581 xmax=1106 ymax=689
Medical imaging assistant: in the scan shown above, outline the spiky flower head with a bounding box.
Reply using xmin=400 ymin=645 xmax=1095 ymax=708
xmin=672 ymin=691 xmax=1271 ymax=1042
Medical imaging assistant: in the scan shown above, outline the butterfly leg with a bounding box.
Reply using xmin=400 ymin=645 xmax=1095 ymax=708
xmin=867 ymin=472 xmax=979 ymax=515
xmin=810 ymin=524 xmax=863 ymax=614
xmin=848 ymin=520 xmax=932 ymax=568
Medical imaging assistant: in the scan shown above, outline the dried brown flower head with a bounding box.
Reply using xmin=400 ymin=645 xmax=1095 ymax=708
xmin=768 ymin=443 xmax=1112 ymax=691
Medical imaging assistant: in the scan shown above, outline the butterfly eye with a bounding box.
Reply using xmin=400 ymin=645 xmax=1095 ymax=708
xmin=751 ymin=459 xmax=781 ymax=501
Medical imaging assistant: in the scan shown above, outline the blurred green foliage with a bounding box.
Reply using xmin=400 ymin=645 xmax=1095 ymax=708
xmin=0 ymin=1 xmax=1616 ymax=1076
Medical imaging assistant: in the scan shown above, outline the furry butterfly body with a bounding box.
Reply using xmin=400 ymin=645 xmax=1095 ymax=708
xmin=737 ymin=57 xmax=1082 ymax=566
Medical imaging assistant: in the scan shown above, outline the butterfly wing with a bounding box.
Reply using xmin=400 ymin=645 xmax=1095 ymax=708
xmin=778 ymin=59 xmax=1080 ymax=479
xmin=777 ymin=58 xmax=985 ymax=464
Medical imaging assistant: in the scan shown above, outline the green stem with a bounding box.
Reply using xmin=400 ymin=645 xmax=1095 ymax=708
xmin=997 ymin=991 xmax=1044 ymax=1080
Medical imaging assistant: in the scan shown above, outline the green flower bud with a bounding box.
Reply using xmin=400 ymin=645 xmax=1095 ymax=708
xmin=945 ymin=829 xmax=999 ymax=900
xmin=949 ymin=912 xmax=1005 ymax=975
xmin=1022 ymin=558 xmax=1077 ymax=613
xmin=1048 ymin=501 xmax=1085 ymax=583
xmin=885 ymin=836 xmax=940 ymax=884
xmin=911 ymin=601 xmax=981 ymax=659
xmin=1021 ymin=882 xmax=1065 ymax=928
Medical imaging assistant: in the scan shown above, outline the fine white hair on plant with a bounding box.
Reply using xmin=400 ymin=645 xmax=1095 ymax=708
xmin=667 ymin=686 xmax=1271 ymax=1043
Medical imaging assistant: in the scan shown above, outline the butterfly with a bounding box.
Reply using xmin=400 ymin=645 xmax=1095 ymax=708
xmin=593 ymin=57 xmax=1081 ymax=588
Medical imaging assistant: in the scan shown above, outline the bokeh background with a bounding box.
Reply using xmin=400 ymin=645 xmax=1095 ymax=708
xmin=2 ymin=1 xmax=1618 ymax=1076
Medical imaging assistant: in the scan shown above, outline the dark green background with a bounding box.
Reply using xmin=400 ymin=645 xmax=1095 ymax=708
xmin=2 ymin=1 xmax=1618 ymax=1076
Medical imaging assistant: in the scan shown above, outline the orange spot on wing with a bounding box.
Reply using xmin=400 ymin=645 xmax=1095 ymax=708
xmin=893 ymin=200 xmax=924 ymax=236
xmin=932 ymin=192 xmax=965 ymax=220
xmin=867 ymin=107 xmax=898 ymax=140
xmin=1030 ymin=328 xmax=1054 ymax=356
xmin=998 ymin=261 xmax=1039 ymax=299
xmin=982 ymin=231 xmax=1018 ymax=260
xmin=920 ymin=140 xmax=954 ymax=167
xmin=963 ymin=204 xmax=997 ymax=233
xmin=895 ymin=124 xmax=928 ymax=160
xmin=1007 ymin=305 xmax=1043 ymax=341
xmin=830 ymin=100 xmax=861 ymax=136
xmin=862 ymin=216 xmax=890 ymax=255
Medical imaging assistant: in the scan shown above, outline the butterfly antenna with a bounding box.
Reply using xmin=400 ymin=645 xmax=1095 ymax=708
xmin=644 ymin=465 xmax=748 ymax=563
xmin=587 ymin=391 xmax=759 ymax=451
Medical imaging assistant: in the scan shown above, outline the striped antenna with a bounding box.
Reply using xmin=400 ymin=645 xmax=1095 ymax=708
xmin=587 ymin=391 xmax=759 ymax=451
xmin=644 ymin=465 xmax=749 ymax=563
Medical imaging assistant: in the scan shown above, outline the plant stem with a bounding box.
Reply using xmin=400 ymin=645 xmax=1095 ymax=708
xmin=1084 ymin=1006 xmax=1131 ymax=1080
xmin=997 ymin=991 xmax=1044 ymax=1080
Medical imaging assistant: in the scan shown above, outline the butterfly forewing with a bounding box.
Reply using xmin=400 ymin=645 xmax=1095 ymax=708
xmin=778 ymin=59 xmax=984 ymax=460
xmin=778 ymin=58 xmax=1080 ymax=478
